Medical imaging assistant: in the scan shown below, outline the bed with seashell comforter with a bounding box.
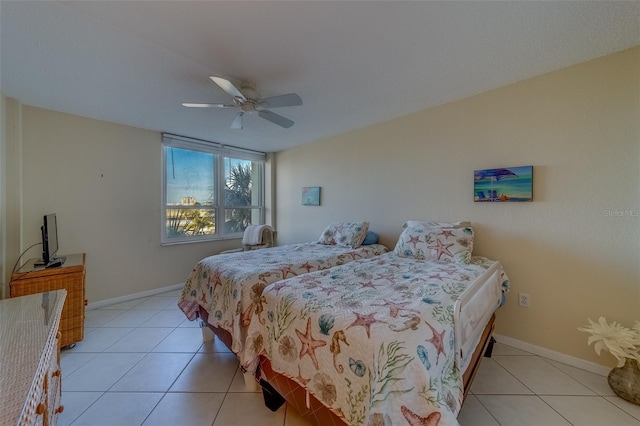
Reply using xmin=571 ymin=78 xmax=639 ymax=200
xmin=178 ymin=231 xmax=387 ymax=361
xmin=242 ymin=225 xmax=510 ymax=426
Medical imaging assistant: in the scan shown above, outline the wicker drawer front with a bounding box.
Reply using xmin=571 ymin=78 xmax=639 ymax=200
xmin=23 ymin=320 xmax=58 ymax=426
xmin=48 ymin=334 xmax=63 ymax=425
xmin=2 ymin=291 xmax=67 ymax=426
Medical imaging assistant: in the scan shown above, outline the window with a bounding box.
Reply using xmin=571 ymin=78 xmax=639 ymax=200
xmin=161 ymin=134 xmax=265 ymax=244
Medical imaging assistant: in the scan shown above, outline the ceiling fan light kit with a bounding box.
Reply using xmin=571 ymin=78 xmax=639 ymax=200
xmin=183 ymin=76 xmax=302 ymax=129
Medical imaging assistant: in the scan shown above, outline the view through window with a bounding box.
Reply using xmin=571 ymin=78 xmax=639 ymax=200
xmin=162 ymin=134 xmax=265 ymax=244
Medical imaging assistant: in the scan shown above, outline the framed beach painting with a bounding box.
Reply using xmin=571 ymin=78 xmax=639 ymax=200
xmin=474 ymin=166 xmax=533 ymax=202
xmin=302 ymin=186 xmax=321 ymax=206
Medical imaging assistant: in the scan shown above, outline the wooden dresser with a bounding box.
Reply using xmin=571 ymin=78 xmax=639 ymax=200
xmin=0 ymin=290 xmax=66 ymax=426
xmin=11 ymin=254 xmax=86 ymax=348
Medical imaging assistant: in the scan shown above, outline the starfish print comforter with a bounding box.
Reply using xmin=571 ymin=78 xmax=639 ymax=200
xmin=243 ymin=252 xmax=509 ymax=426
xmin=177 ymin=242 xmax=387 ymax=356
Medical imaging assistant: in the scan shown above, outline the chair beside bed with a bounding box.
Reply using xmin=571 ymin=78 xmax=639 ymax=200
xmin=240 ymin=221 xmax=510 ymax=425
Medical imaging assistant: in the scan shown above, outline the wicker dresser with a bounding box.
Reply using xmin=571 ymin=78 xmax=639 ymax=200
xmin=0 ymin=290 xmax=66 ymax=426
xmin=11 ymin=254 xmax=86 ymax=348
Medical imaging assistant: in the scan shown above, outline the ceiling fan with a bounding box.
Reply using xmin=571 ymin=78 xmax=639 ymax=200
xmin=183 ymin=76 xmax=302 ymax=129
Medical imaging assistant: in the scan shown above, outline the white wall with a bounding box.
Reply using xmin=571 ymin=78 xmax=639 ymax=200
xmin=275 ymin=47 xmax=640 ymax=368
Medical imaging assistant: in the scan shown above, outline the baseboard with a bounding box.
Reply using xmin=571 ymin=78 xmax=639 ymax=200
xmin=493 ymin=333 xmax=610 ymax=377
xmin=86 ymin=283 xmax=184 ymax=310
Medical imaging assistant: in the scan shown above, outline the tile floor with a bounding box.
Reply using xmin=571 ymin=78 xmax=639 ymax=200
xmin=58 ymin=289 xmax=640 ymax=426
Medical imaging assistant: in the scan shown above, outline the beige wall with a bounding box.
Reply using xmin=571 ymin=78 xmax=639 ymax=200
xmin=1 ymin=96 xmax=25 ymax=298
xmin=275 ymin=47 xmax=640 ymax=368
xmin=10 ymin=106 xmax=244 ymax=303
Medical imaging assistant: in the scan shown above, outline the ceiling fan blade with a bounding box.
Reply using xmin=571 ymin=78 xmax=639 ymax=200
xmin=231 ymin=112 xmax=244 ymax=130
xmin=258 ymin=110 xmax=294 ymax=128
xmin=260 ymin=93 xmax=302 ymax=108
xmin=182 ymin=103 xmax=236 ymax=108
xmin=210 ymin=76 xmax=246 ymax=101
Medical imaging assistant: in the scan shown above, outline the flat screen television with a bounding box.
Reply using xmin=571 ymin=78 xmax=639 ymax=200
xmin=37 ymin=213 xmax=65 ymax=268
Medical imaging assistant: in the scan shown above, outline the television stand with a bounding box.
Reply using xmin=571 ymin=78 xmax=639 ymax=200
xmin=11 ymin=253 xmax=86 ymax=348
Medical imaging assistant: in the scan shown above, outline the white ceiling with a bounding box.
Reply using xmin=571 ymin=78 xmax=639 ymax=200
xmin=2 ymin=1 xmax=639 ymax=153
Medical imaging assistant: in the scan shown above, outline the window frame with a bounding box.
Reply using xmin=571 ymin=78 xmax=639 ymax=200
xmin=161 ymin=133 xmax=265 ymax=245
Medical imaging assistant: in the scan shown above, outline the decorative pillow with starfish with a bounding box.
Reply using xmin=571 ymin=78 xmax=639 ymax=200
xmin=318 ymin=221 xmax=370 ymax=248
xmin=395 ymin=225 xmax=474 ymax=264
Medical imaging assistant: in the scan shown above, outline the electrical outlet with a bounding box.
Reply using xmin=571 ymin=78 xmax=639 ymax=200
xmin=518 ymin=292 xmax=531 ymax=308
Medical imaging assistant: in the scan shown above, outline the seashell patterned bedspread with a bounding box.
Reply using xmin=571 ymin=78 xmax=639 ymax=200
xmin=178 ymin=242 xmax=388 ymax=357
xmin=242 ymin=252 xmax=510 ymax=426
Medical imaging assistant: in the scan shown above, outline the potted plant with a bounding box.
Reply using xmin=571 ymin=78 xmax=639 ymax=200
xmin=579 ymin=317 xmax=640 ymax=405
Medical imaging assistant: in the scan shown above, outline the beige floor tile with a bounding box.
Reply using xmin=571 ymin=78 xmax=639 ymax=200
xmin=70 ymin=392 xmax=163 ymax=426
xmin=84 ymin=309 xmax=124 ymax=327
xmin=213 ymin=393 xmax=285 ymax=426
xmin=104 ymin=327 xmax=174 ymax=352
xmin=110 ymin=352 xmax=194 ymax=392
xmin=143 ymin=392 xmax=225 ymax=426
xmin=60 ymin=351 xmax=98 ymax=377
xmin=179 ymin=317 xmax=204 ymax=327
xmin=199 ymin=334 xmax=234 ymax=353
xmin=100 ymin=308 xmax=159 ymax=327
xmin=458 ymin=395 xmax=500 ymax=426
xmin=152 ymin=327 xmax=206 ymax=353
xmin=547 ymin=359 xmax=614 ymax=396
xmin=66 ymin=327 xmax=134 ymax=352
xmin=606 ymin=396 xmax=640 ymax=421
xmin=64 ymin=352 xmax=146 ymax=391
xmin=57 ymin=391 xmax=103 ymax=426
xmin=170 ymin=353 xmax=238 ymax=392
xmin=493 ymin=355 xmax=595 ymax=395
xmin=542 ymin=395 xmax=640 ymax=425
xmin=470 ymin=358 xmax=533 ymax=395
xmin=475 ymin=395 xmax=572 ymax=426
xmin=140 ymin=309 xmax=189 ymax=328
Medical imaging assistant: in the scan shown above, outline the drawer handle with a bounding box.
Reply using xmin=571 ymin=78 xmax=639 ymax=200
xmin=36 ymin=403 xmax=45 ymax=415
xmin=55 ymin=405 xmax=64 ymax=414
xmin=52 ymin=369 xmax=61 ymax=377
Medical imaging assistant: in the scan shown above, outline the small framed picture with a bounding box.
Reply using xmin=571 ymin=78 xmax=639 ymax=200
xmin=302 ymin=186 xmax=321 ymax=206
xmin=474 ymin=166 xmax=533 ymax=202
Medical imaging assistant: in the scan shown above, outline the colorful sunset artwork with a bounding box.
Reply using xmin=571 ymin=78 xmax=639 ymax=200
xmin=474 ymin=166 xmax=533 ymax=202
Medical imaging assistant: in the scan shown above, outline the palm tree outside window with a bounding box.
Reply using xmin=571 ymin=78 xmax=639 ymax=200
xmin=161 ymin=133 xmax=265 ymax=244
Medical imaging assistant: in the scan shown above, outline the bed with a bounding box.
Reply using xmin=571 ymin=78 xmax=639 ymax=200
xmin=177 ymin=222 xmax=387 ymax=364
xmin=241 ymin=223 xmax=509 ymax=426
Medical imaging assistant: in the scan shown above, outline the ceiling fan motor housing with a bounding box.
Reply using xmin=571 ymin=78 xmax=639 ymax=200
xmin=183 ymin=76 xmax=301 ymax=129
